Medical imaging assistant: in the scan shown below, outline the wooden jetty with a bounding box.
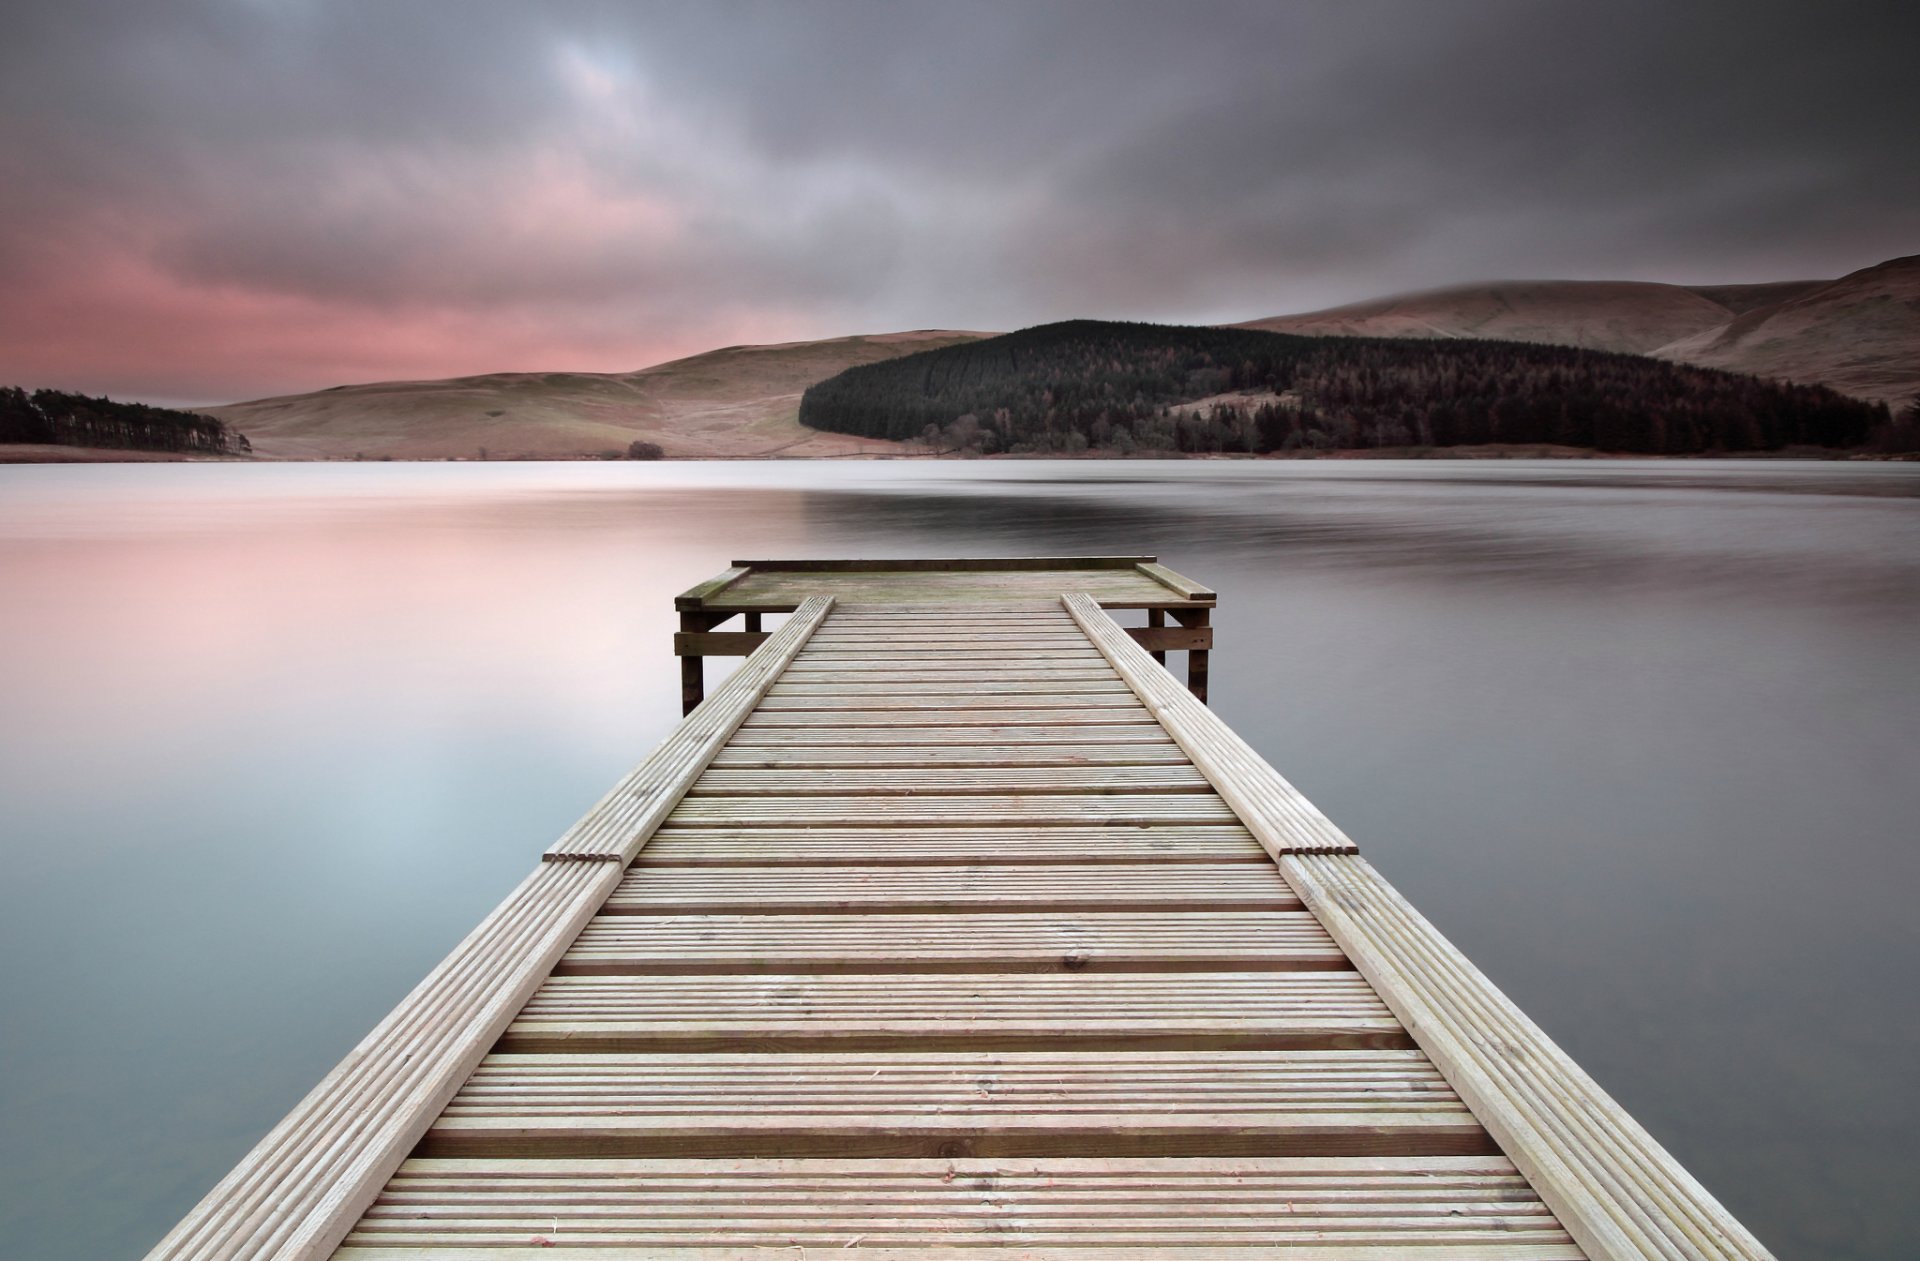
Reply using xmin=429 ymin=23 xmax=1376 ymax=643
xmin=148 ymin=557 xmax=1775 ymax=1260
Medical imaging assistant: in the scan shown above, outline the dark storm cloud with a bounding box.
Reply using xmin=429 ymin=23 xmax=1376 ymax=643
xmin=1 ymin=0 xmax=1914 ymax=402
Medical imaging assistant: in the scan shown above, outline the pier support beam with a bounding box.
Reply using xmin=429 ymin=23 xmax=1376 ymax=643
xmin=677 ymin=611 xmax=726 ymax=714
xmin=1174 ymin=606 xmax=1210 ymax=704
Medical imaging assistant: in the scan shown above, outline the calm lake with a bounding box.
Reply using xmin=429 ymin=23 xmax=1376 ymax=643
xmin=2 ymin=459 xmax=1916 ymax=1259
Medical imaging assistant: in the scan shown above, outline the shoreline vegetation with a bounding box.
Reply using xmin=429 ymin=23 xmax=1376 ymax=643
xmin=800 ymin=320 xmax=1904 ymax=457
xmin=0 ymin=387 xmax=251 ymax=459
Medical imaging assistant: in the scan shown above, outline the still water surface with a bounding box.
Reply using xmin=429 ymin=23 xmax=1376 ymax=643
xmin=2 ymin=460 xmax=1916 ymax=1260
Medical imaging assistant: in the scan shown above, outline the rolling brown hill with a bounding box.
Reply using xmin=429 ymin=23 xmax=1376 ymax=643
xmin=1653 ymin=255 xmax=1919 ymax=406
xmin=1237 ymin=256 xmax=1918 ymax=407
xmin=1235 ymin=279 xmax=1734 ymax=355
xmin=208 ymin=330 xmax=987 ymax=460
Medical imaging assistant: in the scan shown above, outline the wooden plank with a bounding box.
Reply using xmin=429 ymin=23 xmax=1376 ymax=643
xmin=689 ymin=766 xmax=1213 ymax=795
xmin=671 ymin=630 xmax=769 ymax=656
xmin=779 ymin=669 xmax=1125 ymax=685
xmin=672 ymin=565 xmax=749 ymax=610
xmin=545 ymin=597 xmax=834 ymax=862
xmin=753 ymin=693 xmax=1143 ymax=711
xmin=422 ymin=1049 xmax=1482 ymax=1157
xmin=558 ymin=910 xmax=1345 ymax=973
xmin=1065 ymin=594 xmax=1359 ymax=856
xmin=602 ymin=862 xmax=1299 ymax=914
xmin=739 ymin=709 xmax=1160 ymax=728
xmin=808 ymin=626 xmax=1090 ymax=637
xmin=1280 ymin=853 xmax=1773 ymax=1261
xmin=726 ymin=723 xmax=1175 ymax=745
xmin=1128 ymin=625 xmax=1214 ymax=652
xmin=1136 ymin=559 xmax=1218 ymax=601
xmin=142 ymin=860 xmax=623 ymax=1261
xmin=706 ymin=743 xmax=1193 ymax=768
xmin=658 ymin=794 xmax=1241 ymax=827
xmin=831 ymin=600 xmax=1076 ymax=613
xmin=501 ymin=971 xmax=1408 ymax=1053
xmin=794 ymin=646 xmax=1107 ymax=660
xmin=634 ymin=824 xmax=1266 ymax=866
xmin=342 ymin=1157 xmax=1581 ymax=1257
xmin=774 ymin=669 xmax=1127 ymax=684
xmin=781 ymin=657 xmax=1108 ymax=673
xmin=714 ymin=570 xmax=1199 ymax=610
xmin=731 ymin=556 xmax=1155 ymax=572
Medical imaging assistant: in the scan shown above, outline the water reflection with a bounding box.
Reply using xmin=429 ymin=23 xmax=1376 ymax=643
xmin=1 ymin=460 xmax=1916 ymax=1261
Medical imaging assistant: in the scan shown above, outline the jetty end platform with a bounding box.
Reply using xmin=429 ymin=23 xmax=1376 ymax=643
xmin=147 ymin=556 xmax=1774 ymax=1261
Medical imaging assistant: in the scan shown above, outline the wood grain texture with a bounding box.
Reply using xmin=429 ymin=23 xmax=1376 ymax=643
xmin=601 ymin=861 xmax=1299 ymax=913
xmin=705 ymin=742 xmax=1194 ymax=767
xmin=422 ymin=1049 xmax=1482 ymax=1157
xmin=503 ymin=971 xmax=1408 ymax=1053
xmin=658 ymin=794 xmax=1242 ymax=827
xmin=340 ymin=1157 xmax=1576 ymax=1257
xmin=558 ymin=910 xmax=1343 ymax=973
xmin=689 ymin=765 xmax=1214 ymax=795
xmin=633 ymin=824 xmax=1266 ymax=866
xmin=726 ymin=722 xmax=1176 ymax=745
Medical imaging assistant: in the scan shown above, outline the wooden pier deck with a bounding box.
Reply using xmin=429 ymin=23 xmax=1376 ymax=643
xmin=148 ymin=559 xmax=1774 ymax=1261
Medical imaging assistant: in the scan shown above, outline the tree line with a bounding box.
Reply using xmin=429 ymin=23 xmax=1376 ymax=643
xmin=798 ymin=321 xmax=1888 ymax=455
xmin=0 ymin=387 xmax=250 ymax=455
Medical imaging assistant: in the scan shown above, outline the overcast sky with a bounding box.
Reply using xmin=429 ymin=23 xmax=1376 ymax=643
xmin=2 ymin=0 xmax=1914 ymax=404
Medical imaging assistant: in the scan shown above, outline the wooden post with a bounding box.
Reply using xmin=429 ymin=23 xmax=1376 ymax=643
xmin=678 ymin=611 xmax=727 ymax=715
xmin=744 ymin=613 xmax=762 ymax=632
xmin=1147 ymin=608 xmax=1167 ymax=665
xmin=1173 ymin=607 xmax=1210 ymax=705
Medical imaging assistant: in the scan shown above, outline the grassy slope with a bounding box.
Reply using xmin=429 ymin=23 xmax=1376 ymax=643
xmin=1653 ymin=256 xmax=1920 ymax=407
xmin=1234 ymin=258 xmax=1918 ymax=408
xmin=1233 ymin=280 xmax=1736 ymax=355
xmin=208 ymin=330 xmax=988 ymax=459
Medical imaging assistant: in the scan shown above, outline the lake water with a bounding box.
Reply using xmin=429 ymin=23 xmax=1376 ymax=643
xmin=1 ymin=459 xmax=1916 ymax=1260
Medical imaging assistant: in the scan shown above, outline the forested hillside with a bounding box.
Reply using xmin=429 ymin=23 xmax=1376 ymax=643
xmin=798 ymin=321 xmax=1884 ymax=455
xmin=1 ymin=387 xmax=250 ymax=455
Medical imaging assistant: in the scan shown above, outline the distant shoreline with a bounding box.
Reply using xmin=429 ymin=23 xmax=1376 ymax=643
xmin=6 ymin=442 xmax=1913 ymax=465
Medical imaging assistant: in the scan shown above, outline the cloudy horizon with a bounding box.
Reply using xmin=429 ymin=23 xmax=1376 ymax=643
xmin=2 ymin=0 xmax=1915 ymax=406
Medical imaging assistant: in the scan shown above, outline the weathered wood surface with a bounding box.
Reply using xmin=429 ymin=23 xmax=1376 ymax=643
xmin=599 ymin=861 xmax=1300 ymax=913
xmin=671 ymin=630 xmax=768 ymax=656
xmin=342 ymin=1157 xmax=1582 ymax=1257
xmin=678 ymin=557 xmax=1217 ymax=613
xmin=422 ymin=1049 xmax=1484 ymax=1157
xmin=160 ymin=569 xmax=1768 ymax=1260
xmin=501 ymin=971 xmax=1408 ymax=1053
xmin=689 ymin=764 xmax=1213 ymax=793
xmin=558 ymin=911 xmax=1345 ymax=973
xmin=633 ymin=824 xmax=1265 ymax=866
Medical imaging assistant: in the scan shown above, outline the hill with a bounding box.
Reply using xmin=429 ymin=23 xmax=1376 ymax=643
xmin=798 ymin=320 xmax=1884 ymax=455
xmin=207 ymin=330 xmax=986 ymax=459
xmin=1237 ymin=256 xmax=1918 ymax=407
xmin=1652 ymin=255 xmax=1920 ymax=406
xmin=1236 ymin=280 xmax=1733 ymax=355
